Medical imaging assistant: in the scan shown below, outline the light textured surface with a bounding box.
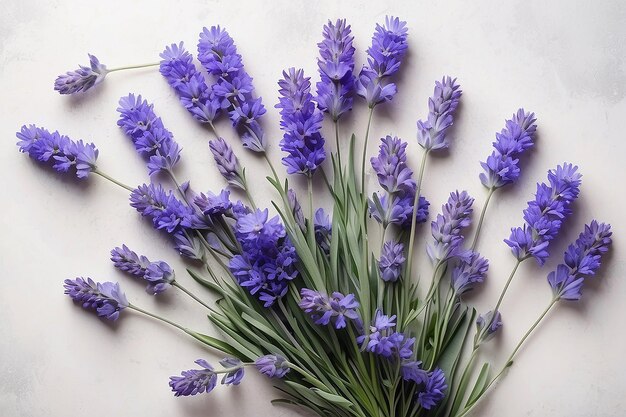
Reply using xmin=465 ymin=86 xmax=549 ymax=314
xmin=1 ymin=1 xmax=625 ymax=416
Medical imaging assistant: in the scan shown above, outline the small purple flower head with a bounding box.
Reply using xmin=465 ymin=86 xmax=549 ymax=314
xmin=427 ymin=191 xmax=474 ymax=263
xmin=418 ymin=368 xmax=447 ymax=410
xmin=54 ymin=54 xmax=108 ymax=95
xmin=505 ymin=164 xmax=582 ymax=265
xmin=401 ymin=360 xmax=428 ymax=384
xmin=316 ymin=19 xmax=356 ymax=121
xmin=314 ymin=208 xmax=332 ymax=254
xmin=110 ymin=245 xmax=150 ymax=276
xmin=16 ymin=125 xmax=99 ymax=178
xmin=379 ymin=241 xmax=406 ymax=282
xmin=417 ymin=77 xmax=462 ymax=151
xmin=173 ymin=232 xmax=206 ymax=261
xmin=63 ymin=277 xmax=129 ymax=321
xmin=169 ymin=359 xmax=217 ymax=396
xmin=480 ymin=109 xmax=537 ymax=189
xmin=371 ymin=136 xmax=415 ymax=195
xmin=147 ymin=141 xmax=182 ymax=175
xmin=451 ymin=251 xmax=489 ymax=295
xmin=356 ymin=16 xmax=408 ymax=107
xmin=194 ymin=190 xmax=232 ymax=216
xmin=299 ymin=288 xmax=360 ymax=330
xmin=160 ymin=42 xmax=221 ymax=123
xmin=219 ymin=358 xmax=245 ymax=385
xmin=548 ymin=221 xmax=612 ymax=301
xmin=475 ymin=310 xmax=503 ymax=346
xmin=129 ymin=183 xmax=190 ymax=235
xmin=209 ymin=138 xmax=245 ymax=189
xmin=276 ymin=68 xmax=326 ymax=176
xmin=287 ymin=189 xmax=306 ymax=232
xmin=360 ymin=310 xmax=414 ymax=359
xmin=144 ymin=261 xmax=175 ymax=295
xmin=255 ymin=354 xmax=290 ymax=378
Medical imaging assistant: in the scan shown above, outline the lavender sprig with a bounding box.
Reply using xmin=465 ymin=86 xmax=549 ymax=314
xmin=54 ymin=54 xmax=108 ymax=94
xmin=416 ymin=77 xmax=462 ymax=152
xmin=63 ymin=277 xmax=129 ymax=321
xmin=427 ymin=191 xmax=474 ymax=264
xmin=299 ymin=288 xmax=360 ymax=329
xmin=111 ymin=245 xmax=175 ymax=295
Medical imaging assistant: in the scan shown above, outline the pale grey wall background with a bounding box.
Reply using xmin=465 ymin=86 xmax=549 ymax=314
xmin=1 ymin=1 xmax=625 ymax=416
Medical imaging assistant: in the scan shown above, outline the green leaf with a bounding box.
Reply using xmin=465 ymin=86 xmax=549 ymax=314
xmin=186 ymin=268 xmax=223 ymax=296
xmin=311 ymin=388 xmax=354 ymax=409
xmin=466 ymin=362 xmax=490 ymax=406
xmin=184 ymin=330 xmax=246 ymax=359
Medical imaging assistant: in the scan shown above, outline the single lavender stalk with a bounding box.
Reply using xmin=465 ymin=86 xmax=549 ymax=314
xmin=379 ymin=241 xmax=406 ymax=283
xmin=110 ymin=245 xmax=175 ymax=295
xmin=471 ymin=109 xmax=537 ymax=250
xmin=209 ymin=137 xmax=246 ymax=190
xmin=63 ymin=277 xmax=129 ymax=321
xmin=276 ymin=68 xmax=326 ymax=177
xmin=299 ymin=288 xmax=360 ymax=329
xmin=450 ymin=252 xmax=489 ymax=297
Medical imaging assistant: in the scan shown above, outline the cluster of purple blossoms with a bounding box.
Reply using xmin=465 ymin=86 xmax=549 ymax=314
xmin=160 ymin=42 xmax=221 ymax=124
xmin=475 ymin=310 xmax=503 ymax=346
xmin=54 ymin=54 xmax=108 ymax=95
xmin=504 ymin=163 xmax=582 ymax=265
xmin=229 ymin=209 xmax=298 ymax=307
xmin=209 ymin=137 xmax=246 ymax=189
xmin=299 ymin=288 xmax=360 ymax=329
xmin=548 ymin=221 xmax=612 ymax=301
xmin=314 ymin=208 xmax=332 ymax=254
xmin=427 ymin=191 xmax=474 ymax=263
xmin=255 ymin=354 xmax=290 ymax=378
xmin=451 ymin=251 xmax=489 ymax=296
xmin=316 ymin=19 xmax=356 ymax=121
xmin=400 ymin=362 xmax=447 ymax=410
xmin=417 ymin=77 xmax=462 ymax=151
xmin=169 ymin=358 xmax=245 ymax=397
xmin=110 ymin=245 xmax=175 ymax=295
xmin=369 ymin=136 xmax=429 ymax=228
xmin=117 ymin=94 xmax=181 ymax=175
xmin=480 ymin=109 xmax=537 ymax=189
xmin=198 ymin=26 xmax=266 ymax=152
xmin=379 ymin=241 xmax=406 ymax=282
xmin=63 ymin=277 xmax=129 ymax=321
xmin=356 ymin=16 xmax=408 ymax=107
xmin=16 ymin=125 xmax=99 ymax=178
xmin=276 ymin=68 xmax=327 ymax=176
xmin=358 ymin=311 xmax=414 ymax=359
xmin=130 ymin=183 xmax=193 ymax=236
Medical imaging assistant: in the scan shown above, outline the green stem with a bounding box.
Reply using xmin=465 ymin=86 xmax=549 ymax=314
xmin=263 ymin=152 xmax=280 ymax=184
xmin=286 ymin=362 xmax=327 ymax=391
xmin=493 ymin=259 xmax=523 ymax=314
xmin=405 ymin=150 xmax=430 ymax=283
xmin=307 ymin=176 xmax=317 ymax=253
xmin=93 ymin=169 xmax=134 ymax=192
xmin=470 ymin=187 xmax=496 ymax=251
xmin=334 ymin=120 xmax=343 ymax=183
xmin=172 ymin=281 xmax=212 ymax=310
xmin=449 ymin=347 xmax=479 ymax=416
xmin=208 ymin=121 xmax=221 ymax=139
xmin=106 ymin=62 xmax=160 ymax=73
xmin=360 ymin=107 xmax=375 ymax=195
xmin=241 ymin=175 xmax=258 ymax=211
xmin=128 ymin=304 xmax=187 ymax=332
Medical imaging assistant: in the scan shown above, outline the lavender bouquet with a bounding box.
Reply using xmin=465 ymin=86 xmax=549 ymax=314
xmin=17 ymin=16 xmax=613 ymax=417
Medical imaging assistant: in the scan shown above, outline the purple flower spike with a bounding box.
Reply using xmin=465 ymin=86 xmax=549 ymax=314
xmin=427 ymin=191 xmax=474 ymax=263
xmin=504 ymin=163 xmax=582 ymax=265
xmin=110 ymin=245 xmax=150 ymax=277
xmin=316 ymin=19 xmax=356 ymax=121
xmin=54 ymin=54 xmax=108 ymax=95
xmin=194 ymin=189 xmax=232 ymax=216
xmin=63 ymin=277 xmax=129 ymax=321
xmin=548 ymin=221 xmax=612 ymax=300
xmin=255 ymin=355 xmax=290 ymax=378
xmin=209 ymin=138 xmax=245 ymax=189
xmin=145 ymin=261 xmax=175 ymax=295
xmin=401 ymin=360 xmax=428 ymax=384
xmin=451 ymin=251 xmax=489 ymax=295
xmin=418 ymin=368 xmax=447 ymax=410
xmin=219 ymin=358 xmax=245 ymax=385
xmin=475 ymin=310 xmax=503 ymax=346
xmin=299 ymin=288 xmax=360 ymax=329
xmin=198 ymin=26 xmax=266 ymax=152
xmin=276 ymin=68 xmax=326 ymax=176
xmin=16 ymin=125 xmax=99 ymax=178
xmin=359 ymin=310 xmax=415 ymax=359
xmin=314 ymin=208 xmax=332 ymax=254
xmin=160 ymin=42 xmax=221 ymax=124
xmin=379 ymin=241 xmax=406 ymax=282
xmin=356 ymin=16 xmax=408 ymax=107
xmin=417 ymin=77 xmax=462 ymax=151
xmin=480 ymin=109 xmax=537 ymax=189
xmin=169 ymin=359 xmax=217 ymax=397
xmin=129 ymin=183 xmax=191 ymax=236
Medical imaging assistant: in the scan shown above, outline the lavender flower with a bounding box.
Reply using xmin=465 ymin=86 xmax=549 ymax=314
xmin=173 ymin=232 xmax=206 ymax=261
xmin=504 ymin=163 xmax=582 ymax=265
xmin=209 ymin=138 xmax=245 ymax=189
xmin=129 ymin=183 xmax=191 ymax=236
xmin=229 ymin=209 xmax=298 ymax=307
xmin=16 ymin=125 xmax=98 ymax=178
xmin=401 ymin=360 xmax=428 ymax=384
xmin=54 ymin=54 xmax=107 ymax=94
xmin=316 ymin=19 xmax=356 ymax=121
xmin=417 ymin=77 xmax=462 ymax=151
xmin=360 ymin=310 xmax=414 ymax=359
xmin=63 ymin=277 xmax=128 ymax=321
xmin=169 ymin=359 xmax=217 ymax=396
xmin=110 ymin=245 xmax=175 ymax=294
xmin=255 ymin=355 xmax=290 ymax=378
xmin=314 ymin=208 xmax=332 ymax=254
xmin=219 ymin=358 xmax=245 ymax=385
xmin=145 ymin=261 xmax=175 ymax=294
xmin=379 ymin=241 xmax=406 ymax=282
xmin=548 ymin=221 xmax=612 ymax=300
xmin=299 ymin=288 xmax=360 ymax=329
xmin=480 ymin=109 xmax=537 ymax=189
xmin=198 ymin=26 xmax=266 ymax=152
xmin=194 ymin=190 xmax=232 ymax=216
xmin=451 ymin=251 xmax=489 ymax=295
xmin=418 ymin=368 xmax=447 ymax=410
xmin=276 ymin=68 xmax=326 ymax=176
xmin=475 ymin=310 xmax=502 ymax=346
xmin=427 ymin=191 xmax=474 ymax=263
xmin=288 ymin=189 xmax=306 ymax=232
xmin=160 ymin=42 xmax=221 ymax=123
xmin=356 ymin=16 xmax=408 ymax=107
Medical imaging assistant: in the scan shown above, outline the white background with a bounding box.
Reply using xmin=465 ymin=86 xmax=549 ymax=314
xmin=1 ymin=1 xmax=625 ymax=416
